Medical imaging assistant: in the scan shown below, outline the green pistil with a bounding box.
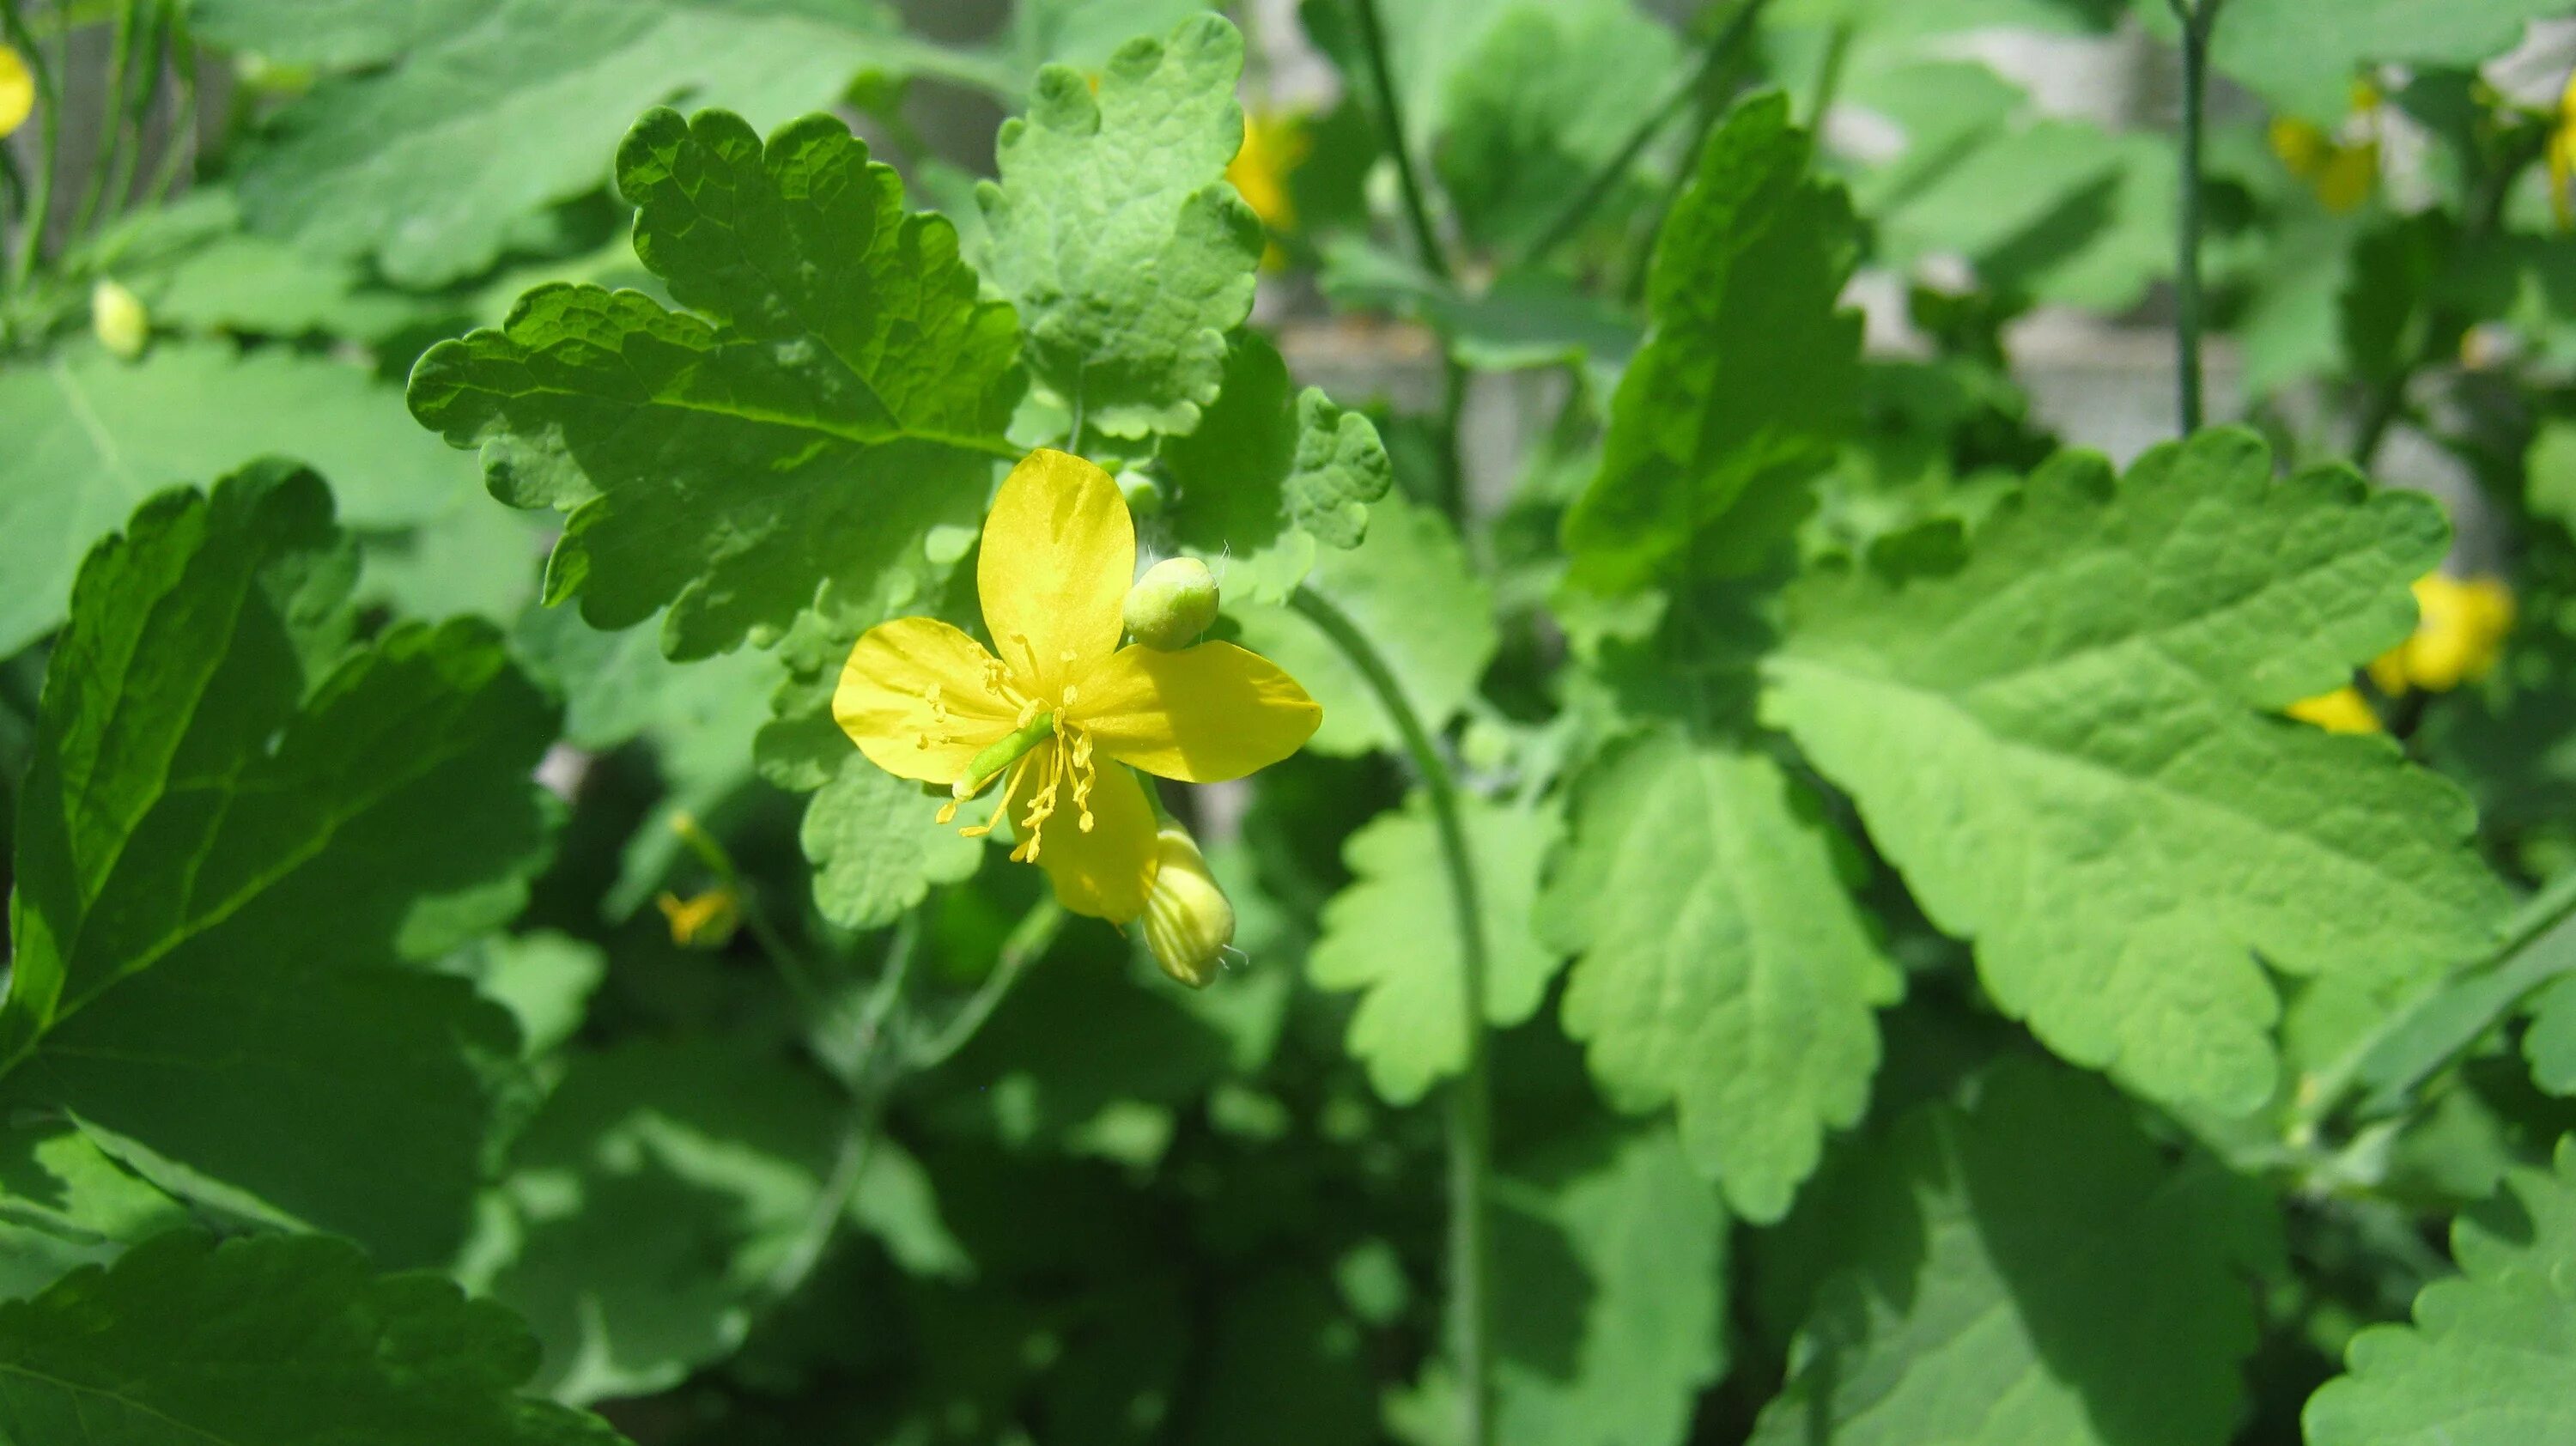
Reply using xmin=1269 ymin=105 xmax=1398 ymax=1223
xmin=962 ymin=711 xmax=1054 ymax=795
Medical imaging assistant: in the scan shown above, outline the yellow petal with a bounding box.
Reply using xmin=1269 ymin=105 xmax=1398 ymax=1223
xmin=2285 ymin=686 xmax=2380 ymax=734
xmin=1076 ymin=641 xmax=1322 ymax=783
xmin=980 ymin=449 xmax=1133 ymax=700
xmin=0 ymin=46 xmax=30 ymax=139
xmin=835 ymin=617 xmax=1019 ymax=783
xmin=1006 ymin=753 xmax=1160 ymax=921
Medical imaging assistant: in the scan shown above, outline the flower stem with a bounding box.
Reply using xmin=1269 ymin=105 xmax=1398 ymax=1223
xmin=908 ymin=895 xmax=1063 ymax=1071
xmin=2 ymin=0 xmax=63 ymax=293
xmin=1348 ymin=0 xmax=1451 ymax=285
xmin=1290 ymin=584 xmax=1492 ymax=1446
xmin=2166 ymin=0 xmax=2222 ymax=434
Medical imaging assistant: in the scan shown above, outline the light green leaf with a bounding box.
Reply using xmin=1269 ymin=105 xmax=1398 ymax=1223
xmin=0 ymin=1124 xmax=188 ymax=1304
xmin=1563 ymin=92 xmax=1862 ymax=591
xmin=1871 ymin=116 xmax=2176 ymax=312
xmin=1434 ymin=0 xmax=1680 ymax=254
xmin=2305 ymin=1137 xmax=2576 ymax=1444
xmin=0 ymin=341 xmax=479 ymax=658
xmin=476 ymin=1040 xmax=848 ymax=1404
xmin=1494 ymin=1122 xmax=1728 ymax=1446
xmin=1761 ymin=428 xmax=2509 ymax=1114
xmin=452 ymin=931 xmax=609 ymax=1060
xmin=0 ymin=1230 xmax=624 ymax=1445
xmin=1004 ymin=0 xmax=1216 ymax=78
xmin=1545 ymin=728 xmax=1899 ymax=1221
xmin=1164 ymin=332 xmax=1394 ymax=605
xmin=1309 ymin=793 xmax=1561 ymax=1105
xmin=1228 ymin=493 xmax=1496 ymax=756
xmin=410 ymin=106 xmax=1023 ymax=661
xmin=976 ymin=15 xmax=1261 ymax=440
xmin=849 ymin=1137 xmax=973 ymax=1282
xmin=2 ymin=465 xmax=558 ymax=1265
xmin=2525 ymin=975 xmax=2576 ymax=1097
xmin=2184 ymin=0 xmax=2567 ymax=121
xmin=227 ymin=0 xmax=934 ymax=285
xmin=1752 ymin=1062 xmax=2279 ymax=1446
xmin=800 ymin=754 xmax=986 ymax=932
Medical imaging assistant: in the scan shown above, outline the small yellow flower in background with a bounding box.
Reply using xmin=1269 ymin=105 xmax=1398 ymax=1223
xmin=0 ymin=45 xmax=33 ymax=140
xmin=92 ymin=278 xmax=149 ymax=360
xmin=2369 ymin=574 xmax=2514 ymax=696
xmin=2286 ymin=686 xmax=2382 ymax=734
xmin=1139 ymin=825 xmax=1235 ymax=987
xmin=2269 ymin=81 xmax=2380 ymax=214
xmin=1228 ymin=109 xmax=1309 ymax=269
xmin=657 ymin=886 xmax=741 ymax=949
xmin=835 ymin=449 xmax=1320 ymax=926
xmin=2549 ymin=67 xmax=2576 ymax=228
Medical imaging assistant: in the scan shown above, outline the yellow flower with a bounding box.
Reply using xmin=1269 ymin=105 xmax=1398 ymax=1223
xmin=2268 ymin=85 xmax=2379 ymax=214
xmin=2550 ymin=67 xmax=2576 ymax=228
xmin=1228 ymin=109 xmax=1309 ymax=269
xmin=2285 ymin=686 xmax=2381 ymax=734
xmin=0 ymin=45 xmax=31 ymax=140
xmin=657 ymin=886 xmax=741 ymax=948
xmin=835 ymin=449 xmax=1321 ymax=924
xmin=2368 ymin=574 xmax=2513 ymax=696
xmin=1139 ymin=826 xmax=1235 ymax=987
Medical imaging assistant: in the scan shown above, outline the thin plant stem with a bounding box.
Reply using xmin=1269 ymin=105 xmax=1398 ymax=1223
xmin=1349 ymin=0 xmax=1450 ymax=284
xmin=908 ymin=896 xmax=1064 ymax=1071
xmin=3 ymin=0 xmax=63 ymax=290
xmin=1290 ymin=584 xmax=1493 ymax=1446
xmin=1518 ymin=0 xmax=1775 ymax=270
xmin=68 ymin=0 xmax=136 ymax=241
xmin=2166 ymin=0 xmax=2222 ymax=434
xmin=139 ymin=17 xmax=193 ymax=210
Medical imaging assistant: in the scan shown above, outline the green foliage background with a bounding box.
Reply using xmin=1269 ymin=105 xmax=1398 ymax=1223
xmin=5 ymin=1 xmax=2576 ymax=1443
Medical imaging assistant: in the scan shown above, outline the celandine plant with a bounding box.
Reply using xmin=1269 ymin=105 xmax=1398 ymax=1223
xmin=6 ymin=1 xmax=2576 ymax=1444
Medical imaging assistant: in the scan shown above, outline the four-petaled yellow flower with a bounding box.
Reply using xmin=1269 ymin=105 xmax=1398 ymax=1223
xmin=835 ymin=449 xmax=1321 ymax=923
xmin=1227 ymin=109 xmax=1309 ymax=270
xmin=657 ymin=886 xmax=742 ymax=949
xmin=2268 ymin=81 xmax=2380 ymax=214
xmin=2369 ymin=573 xmax=2513 ymax=696
xmin=0 ymin=45 xmax=33 ymax=140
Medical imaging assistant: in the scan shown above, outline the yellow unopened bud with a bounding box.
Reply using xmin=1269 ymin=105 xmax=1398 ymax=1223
xmin=2285 ymin=685 xmax=2381 ymax=734
xmin=2369 ymin=574 xmax=2514 ymax=696
xmin=1140 ymin=826 xmax=1233 ymax=987
xmin=656 ymin=887 xmax=741 ymax=949
xmin=93 ymin=279 xmax=149 ymax=360
xmin=1122 ymin=556 xmax=1219 ymax=652
xmin=0 ymin=46 xmax=30 ymax=140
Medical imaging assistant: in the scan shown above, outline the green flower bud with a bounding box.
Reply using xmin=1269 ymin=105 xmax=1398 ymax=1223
xmin=92 ymin=278 xmax=149 ymax=361
xmin=1140 ymin=826 xmax=1234 ymax=987
xmin=1116 ymin=469 xmax=1165 ymax=518
xmin=1122 ymin=556 xmax=1219 ymax=651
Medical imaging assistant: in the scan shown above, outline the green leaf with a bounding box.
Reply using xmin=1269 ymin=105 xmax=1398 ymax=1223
xmin=1227 ymin=493 xmax=1496 ymax=756
xmin=1544 ymin=728 xmax=1899 ymax=1221
xmin=0 ymin=341 xmax=478 ymax=658
xmin=1309 ymin=793 xmax=1562 ymax=1105
xmin=1751 ymin=1062 xmax=2280 ymax=1446
xmin=225 ymin=0 xmax=937 ymax=285
xmin=0 ymin=1124 xmax=188 ymax=1304
xmin=1434 ymin=0 xmax=1680 ymax=254
xmin=2525 ymin=975 xmax=2576 ymax=1097
xmin=1869 ymin=114 xmax=2176 ymax=312
xmin=1164 ymin=332 xmax=1395 ymax=605
xmin=474 ymin=1040 xmax=848 ymax=1404
xmin=1494 ymin=1121 xmax=1728 ymax=1446
xmin=0 ymin=1230 xmax=624 ymax=1445
xmin=976 ymin=14 xmax=1261 ymax=439
xmin=1761 ymin=428 xmax=2509 ymax=1113
xmin=2183 ymin=0 xmax=2567 ymax=121
xmin=1562 ymin=92 xmax=1863 ymax=591
xmin=410 ymin=107 xmax=1023 ymax=661
xmin=801 ymin=753 xmax=986 ymax=932
xmin=2305 ymin=1138 xmax=2576 ymax=1444
xmin=2 ymin=465 xmax=559 ymax=1264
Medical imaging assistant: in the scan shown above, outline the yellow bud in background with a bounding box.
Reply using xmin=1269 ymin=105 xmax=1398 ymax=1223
xmin=0 ymin=45 xmax=30 ymax=139
xmin=92 ymin=278 xmax=149 ymax=360
xmin=2285 ymin=686 xmax=2381 ymax=734
xmin=656 ymin=886 xmax=741 ymax=949
xmin=2552 ymin=67 xmax=2576 ymax=228
xmin=1123 ymin=556 xmax=1219 ymax=651
xmin=1140 ymin=826 xmax=1234 ymax=987
xmin=2368 ymin=574 xmax=2514 ymax=696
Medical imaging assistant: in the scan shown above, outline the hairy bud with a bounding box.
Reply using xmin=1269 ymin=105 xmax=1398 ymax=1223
xmin=1122 ymin=556 xmax=1219 ymax=651
xmin=1140 ymin=826 xmax=1234 ymax=987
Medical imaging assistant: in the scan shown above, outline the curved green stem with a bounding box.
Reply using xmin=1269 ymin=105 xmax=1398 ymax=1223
xmin=2166 ymin=0 xmax=2221 ymax=434
xmin=908 ymin=895 xmax=1063 ymax=1071
xmin=1349 ymin=0 xmax=1451 ymax=285
xmin=1291 ymin=584 xmax=1492 ymax=1446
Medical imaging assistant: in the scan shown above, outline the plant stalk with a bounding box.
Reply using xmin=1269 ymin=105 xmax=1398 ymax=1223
xmin=1348 ymin=0 xmax=1451 ymax=284
xmin=2 ymin=0 xmax=63 ymax=291
xmin=2166 ymin=0 xmax=2221 ymax=434
xmin=1291 ymin=584 xmax=1492 ymax=1446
